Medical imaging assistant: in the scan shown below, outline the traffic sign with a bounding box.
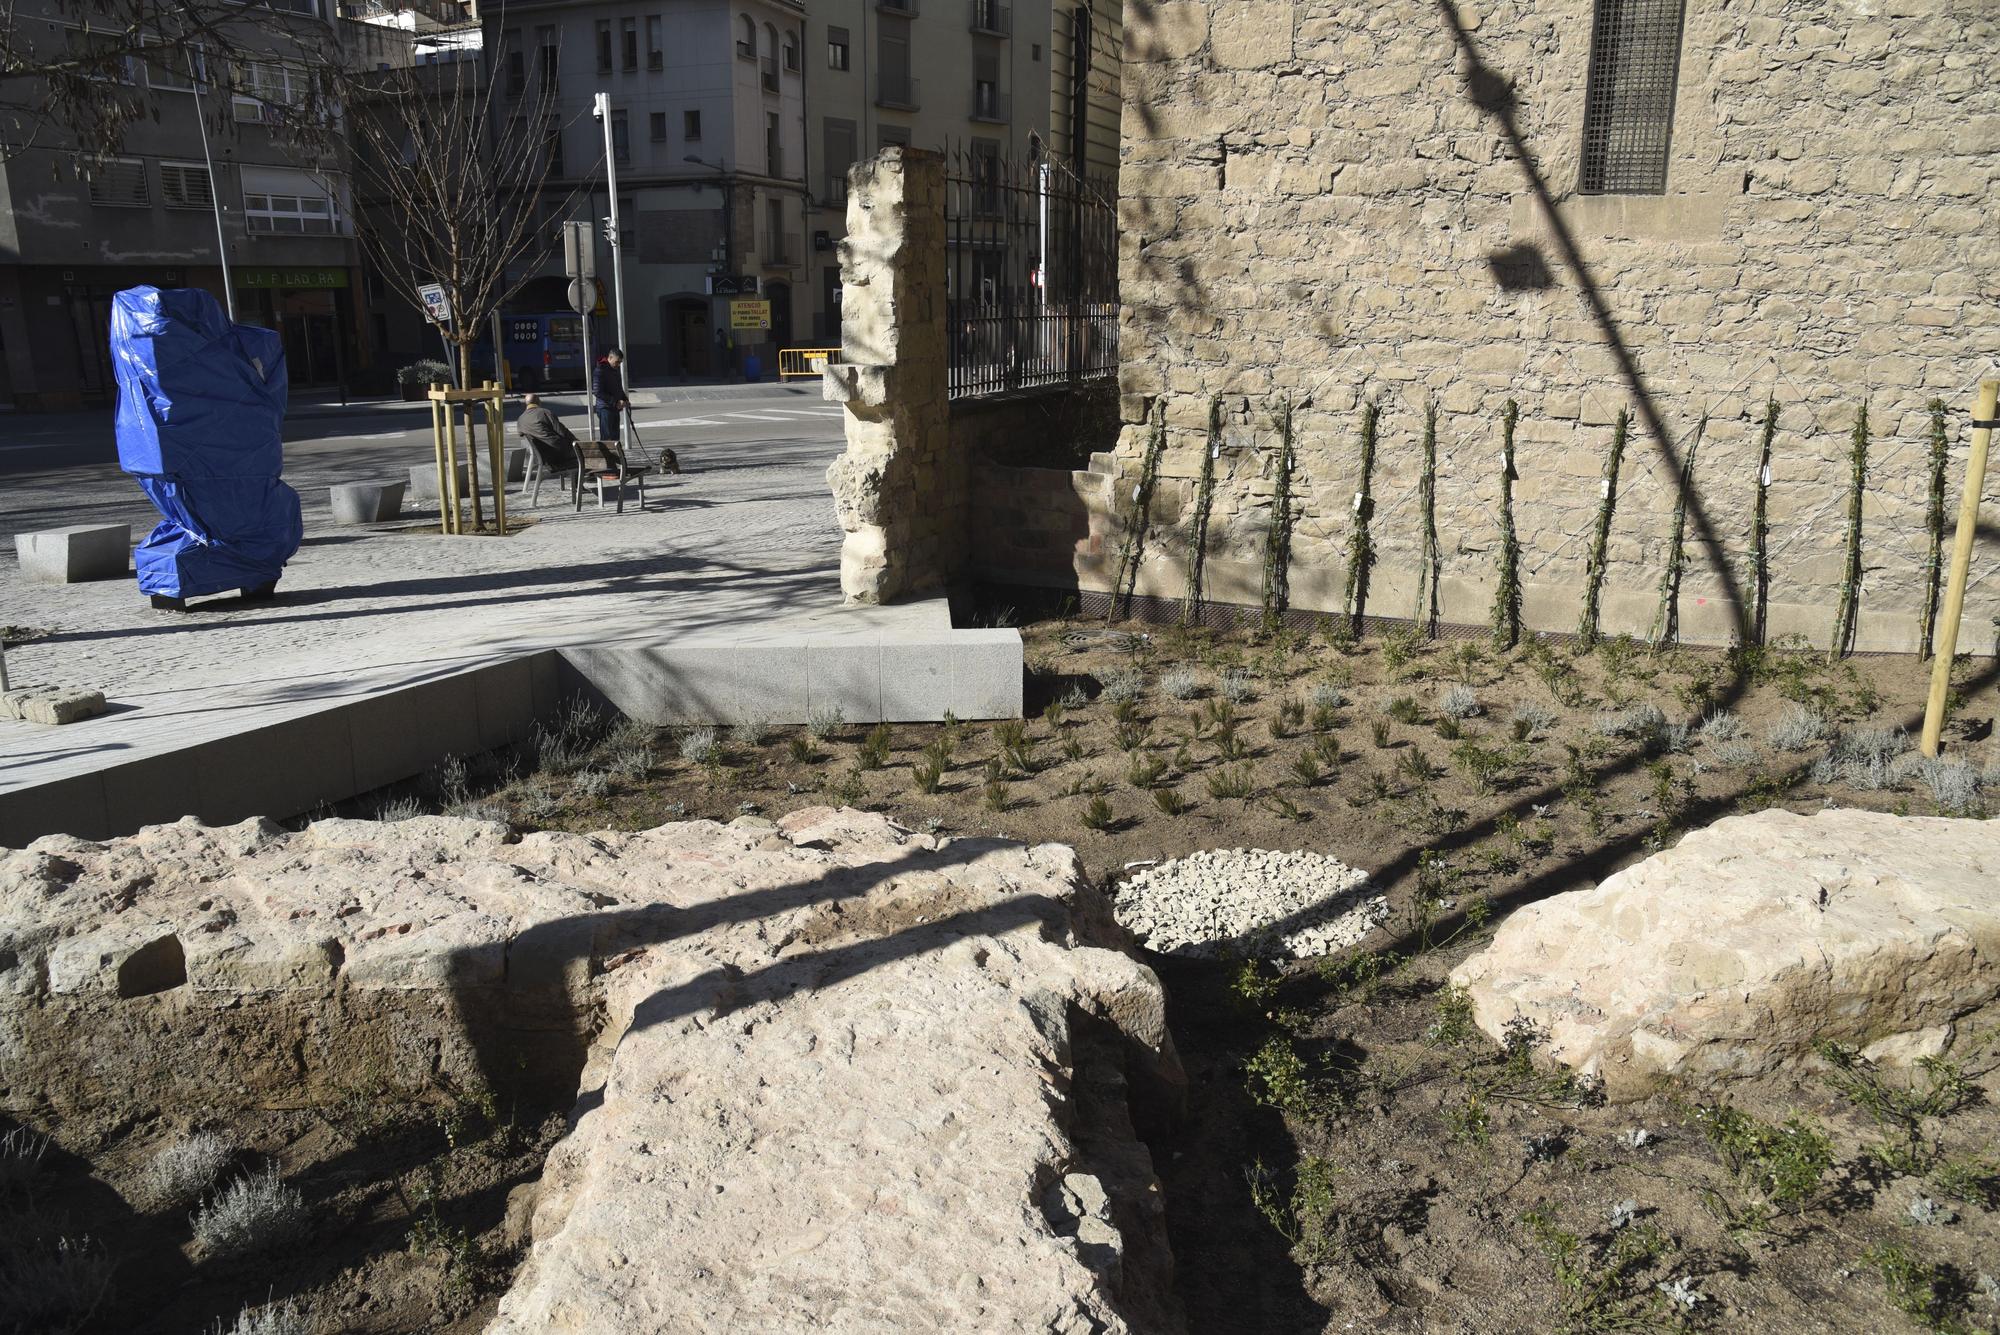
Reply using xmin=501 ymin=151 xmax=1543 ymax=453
xmin=418 ymin=283 xmax=451 ymax=325
xmin=729 ymin=298 xmax=771 ymax=332
xmin=568 ymin=278 xmax=608 ymax=317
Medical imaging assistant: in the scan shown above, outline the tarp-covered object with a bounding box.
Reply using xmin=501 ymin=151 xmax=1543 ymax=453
xmin=110 ymin=286 xmax=302 ymax=598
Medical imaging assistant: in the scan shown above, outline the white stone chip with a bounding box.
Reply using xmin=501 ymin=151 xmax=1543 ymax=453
xmin=1111 ymin=847 xmax=1385 ymax=959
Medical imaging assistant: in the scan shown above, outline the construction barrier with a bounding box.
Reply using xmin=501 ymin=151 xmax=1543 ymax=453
xmin=778 ymin=347 xmax=840 ymax=380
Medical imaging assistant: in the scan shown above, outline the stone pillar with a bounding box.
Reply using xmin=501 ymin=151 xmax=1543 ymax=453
xmin=822 ymin=147 xmax=960 ymax=605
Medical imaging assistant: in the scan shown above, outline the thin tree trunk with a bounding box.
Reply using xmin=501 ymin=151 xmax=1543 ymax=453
xmin=457 ymin=342 xmax=486 ymax=532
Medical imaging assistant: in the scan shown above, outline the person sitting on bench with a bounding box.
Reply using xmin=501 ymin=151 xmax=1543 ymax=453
xmin=517 ymin=393 xmax=581 ymax=503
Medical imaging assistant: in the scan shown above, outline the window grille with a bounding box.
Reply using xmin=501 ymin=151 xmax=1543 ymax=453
xmin=86 ymin=158 xmax=149 ymax=206
xmin=1578 ymin=0 xmax=1686 ymax=195
xmin=160 ymin=163 xmax=214 ymax=210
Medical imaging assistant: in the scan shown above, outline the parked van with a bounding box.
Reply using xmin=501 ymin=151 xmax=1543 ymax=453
xmin=470 ymin=313 xmax=594 ymax=391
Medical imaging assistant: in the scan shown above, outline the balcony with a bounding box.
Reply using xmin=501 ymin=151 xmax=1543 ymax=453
xmin=969 ymin=0 xmax=1010 ymax=35
xmin=823 ymin=174 xmax=849 ymax=208
xmin=735 ymin=38 xmax=756 ymax=59
xmin=874 ymin=72 xmax=920 ymax=110
xmin=877 ymin=0 xmax=919 ymax=14
xmin=970 ymin=87 xmax=1008 ymax=122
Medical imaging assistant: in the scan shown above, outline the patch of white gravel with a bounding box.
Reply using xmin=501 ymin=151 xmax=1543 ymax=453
xmin=1112 ymin=848 xmax=1386 ymax=959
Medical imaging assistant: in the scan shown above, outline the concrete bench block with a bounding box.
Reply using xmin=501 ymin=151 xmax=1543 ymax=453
xmin=505 ymin=446 xmax=527 ymax=483
xmin=407 ymin=462 xmax=471 ymax=503
xmin=15 ymin=524 xmax=130 ymax=583
xmin=329 ymin=481 xmax=407 ymax=524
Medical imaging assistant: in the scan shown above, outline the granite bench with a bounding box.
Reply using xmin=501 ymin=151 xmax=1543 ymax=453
xmin=329 ymin=481 xmax=407 ymax=525
xmin=14 ymin=524 xmax=130 ymax=584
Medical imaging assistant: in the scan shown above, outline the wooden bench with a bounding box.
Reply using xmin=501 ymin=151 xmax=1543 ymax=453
xmin=572 ymin=440 xmax=650 ymax=514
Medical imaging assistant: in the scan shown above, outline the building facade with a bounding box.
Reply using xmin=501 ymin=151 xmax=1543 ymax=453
xmin=0 ymin=0 xmax=366 ymax=409
xmin=488 ymin=0 xmax=808 ymax=379
xmin=1082 ymin=0 xmax=1999 ymax=653
xmin=800 ymin=0 xmax=1121 ymax=342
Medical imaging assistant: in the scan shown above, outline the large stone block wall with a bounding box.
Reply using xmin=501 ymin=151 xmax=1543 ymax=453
xmin=1091 ymin=0 xmax=1999 ymax=650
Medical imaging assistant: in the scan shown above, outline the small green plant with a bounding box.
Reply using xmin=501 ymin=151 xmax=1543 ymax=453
xmin=1264 ymin=793 xmax=1310 ymax=823
xmin=1231 ymin=958 xmax=1281 ymax=1009
xmin=1127 ymin=753 xmax=1166 ymax=788
xmin=1248 ymin=1155 xmax=1340 ymax=1264
xmin=1275 ymin=697 xmax=1306 ymax=736
xmin=911 ymin=753 xmax=945 ymax=794
xmin=1866 ymin=1241 xmax=1974 ymax=1334
xmin=1396 ymin=746 xmax=1442 ymax=785
xmin=982 ymin=775 xmax=1010 ymax=811
xmin=1244 ymin=1035 xmax=1318 ymax=1117
xmin=1426 ymin=985 xmax=1477 ymax=1047
xmin=1080 ymin=795 xmax=1115 ymax=831
xmin=1521 ymin=1204 xmax=1677 ymax=1334
xmin=1446 ymin=1089 xmax=1491 ymax=1146
xmin=857 ymin=723 xmax=892 ymax=770
xmin=1452 ymin=740 xmax=1513 ymax=795
xmin=806 ymin=706 xmax=845 ymax=740
xmin=1205 ymin=765 xmax=1255 ymax=801
xmin=1288 ymin=751 xmax=1322 ymax=787
xmin=192 ymin=1168 xmax=311 ymax=1259
xmin=1369 ymin=717 xmax=1393 ymax=749
xmin=1693 ymin=1101 xmax=1833 ymax=1231
xmin=1152 ymin=786 xmax=1188 ymax=816
xmin=1316 ymin=948 xmax=1399 ymax=1000
xmin=1381 ymin=624 xmax=1425 ymax=677
xmin=1114 ymin=720 xmax=1150 ymax=752
xmin=1386 ymin=695 xmax=1424 ymax=725
xmin=1491 ymin=399 xmax=1522 ymax=649
xmin=1816 ymin=1040 xmax=1974 ymax=1177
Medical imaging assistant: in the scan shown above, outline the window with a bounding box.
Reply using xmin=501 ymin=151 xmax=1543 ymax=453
xmin=160 ymin=162 xmax=214 ymax=210
xmin=69 ymin=28 xmax=137 ymax=84
xmin=827 ymin=26 xmax=850 ymax=70
xmin=878 ymin=124 xmax=910 ymax=150
xmin=145 ymin=42 xmax=208 ymax=92
xmin=503 ymin=30 xmax=524 ymax=96
xmin=783 ymin=31 xmax=799 ymax=71
xmin=1579 ymin=0 xmax=1686 ymax=195
xmin=611 ymin=110 xmax=630 ymax=163
xmin=537 ymin=25 xmax=559 ymax=90
xmin=85 ymin=157 xmax=149 ymax=207
xmin=647 ymin=16 xmax=663 ymax=69
xmin=241 ymin=166 xmax=343 ymax=235
xmin=738 ymin=15 xmax=757 ymax=58
xmin=762 ymin=23 xmax=779 ymax=91
xmin=621 ymin=17 xmax=638 ymax=70
xmin=877 ymin=18 xmax=914 ymax=107
xmin=595 ymin=19 xmax=613 ymax=72
xmin=765 ymin=111 xmax=781 ymax=176
xmin=684 ymin=109 xmax=702 ymax=141
xmin=544 ymin=116 xmax=565 ymax=175
xmin=823 ymin=117 xmax=856 ymax=203
xmin=650 ymin=111 xmax=667 ymax=141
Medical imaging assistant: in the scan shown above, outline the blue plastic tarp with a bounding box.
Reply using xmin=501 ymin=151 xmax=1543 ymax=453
xmin=110 ymin=286 xmax=301 ymax=598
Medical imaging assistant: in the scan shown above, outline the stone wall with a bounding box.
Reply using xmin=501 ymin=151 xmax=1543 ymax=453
xmin=1083 ymin=0 xmax=2000 ymax=650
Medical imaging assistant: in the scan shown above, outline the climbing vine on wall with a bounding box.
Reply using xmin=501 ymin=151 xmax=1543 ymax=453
xmin=1109 ymin=400 xmax=1166 ymax=623
xmin=1649 ymin=416 xmax=1706 ymax=649
xmin=1750 ymin=398 xmax=1777 ymax=647
xmin=1261 ymin=397 xmax=1297 ymax=633
xmin=1182 ymin=395 xmax=1221 ymax=625
xmin=1489 ymin=400 xmax=1521 ymax=651
xmin=1829 ymin=403 xmax=1869 ymax=660
xmin=1919 ymin=398 xmax=1948 ymax=660
xmin=1343 ymin=400 xmax=1379 ymax=637
xmin=1415 ymin=399 xmax=1441 ymax=639
xmin=1578 ymin=407 xmax=1628 ymax=648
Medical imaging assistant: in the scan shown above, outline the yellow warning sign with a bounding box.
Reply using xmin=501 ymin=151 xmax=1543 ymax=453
xmin=729 ymin=299 xmax=772 ymax=331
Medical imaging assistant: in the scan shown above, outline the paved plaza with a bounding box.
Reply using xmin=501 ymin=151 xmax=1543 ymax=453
xmin=0 ymin=384 xmax=878 ymax=800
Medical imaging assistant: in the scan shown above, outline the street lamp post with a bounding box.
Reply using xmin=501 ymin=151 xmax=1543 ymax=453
xmin=592 ymin=93 xmax=630 ymax=369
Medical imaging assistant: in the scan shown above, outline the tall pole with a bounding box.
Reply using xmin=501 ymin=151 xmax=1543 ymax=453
xmin=1920 ymin=378 xmax=2000 ymax=757
xmin=595 ymin=93 xmax=630 ymax=367
xmin=188 ymin=54 xmax=236 ymax=322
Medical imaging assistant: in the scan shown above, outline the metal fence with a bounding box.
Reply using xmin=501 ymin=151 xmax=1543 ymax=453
xmin=944 ymin=145 xmax=1117 ymax=400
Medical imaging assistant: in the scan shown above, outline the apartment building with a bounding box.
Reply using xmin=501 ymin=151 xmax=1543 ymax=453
xmin=488 ymin=0 xmax=807 ymax=378
xmin=799 ymin=0 xmax=1119 ymax=342
xmin=0 ymin=0 xmax=365 ymax=409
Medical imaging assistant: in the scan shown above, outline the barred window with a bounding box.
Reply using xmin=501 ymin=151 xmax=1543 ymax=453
xmin=160 ymin=163 xmax=214 ymax=210
xmin=1579 ymin=0 xmax=1686 ymax=195
xmin=86 ymin=157 xmax=149 ymax=207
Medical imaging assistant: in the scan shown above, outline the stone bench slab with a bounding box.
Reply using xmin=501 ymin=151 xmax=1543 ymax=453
xmin=14 ymin=524 xmax=130 ymax=584
xmin=329 ymin=481 xmax=407 ymax=525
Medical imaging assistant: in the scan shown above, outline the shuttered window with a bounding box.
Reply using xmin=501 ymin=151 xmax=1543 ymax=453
xmin=160 ymin=163 xmax=214 ymax=210
xmin=1578 ymin=0 xmax=1686 ymax=195
xmin=86 ymin=157 xmax=149 ymax=206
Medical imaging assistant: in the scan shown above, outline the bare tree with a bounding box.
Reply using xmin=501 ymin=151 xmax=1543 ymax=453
xmin=341 ymin=28 xmax=585 ymax=531
xmin=0 ymin=0 xmax=339 ymax=161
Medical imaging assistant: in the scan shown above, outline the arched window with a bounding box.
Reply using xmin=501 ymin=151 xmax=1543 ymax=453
xmin=782 ymin=30 xmax=799 ymax=72
xmin=761 ymin=23 xmax=779 ymax=89
xmin=737 ymin=15 xmax=756 ymax=58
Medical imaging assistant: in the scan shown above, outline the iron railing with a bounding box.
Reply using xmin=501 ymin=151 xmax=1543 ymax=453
xmin=944 ymin=144 xmax=1117 ymax=400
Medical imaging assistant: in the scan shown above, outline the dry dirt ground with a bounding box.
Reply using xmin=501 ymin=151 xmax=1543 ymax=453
xmin=14 ymin=615 xmax=2000 ymax=1332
